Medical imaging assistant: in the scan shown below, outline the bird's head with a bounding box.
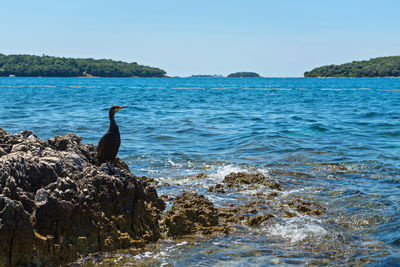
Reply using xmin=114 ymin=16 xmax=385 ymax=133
xmin=109 ymin=105 xmax=127 ymax=115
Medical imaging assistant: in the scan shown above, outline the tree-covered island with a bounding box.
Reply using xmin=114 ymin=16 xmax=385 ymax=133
xmin=227 ymin=72 xmax=260 ymax=77
xmin=0 ymin=54 xmax=166 ymax=77
xmin=304 ymin=56 xmax=400 ymax=77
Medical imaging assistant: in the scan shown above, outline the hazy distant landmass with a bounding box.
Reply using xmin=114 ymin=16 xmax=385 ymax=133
xmin=191 ymin=74 xmax=224 ymax=78
xmin=227 ymin=72 xmax=260 ymax=77
xmin=304 ymin=56 xmax=400 ymax=77
xmin=0 ymin=54 xmax=166 ymax=77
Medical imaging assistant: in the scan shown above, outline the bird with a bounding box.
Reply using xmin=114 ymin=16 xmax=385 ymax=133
xmin=97 ymin=105 xmax=127 ymax=164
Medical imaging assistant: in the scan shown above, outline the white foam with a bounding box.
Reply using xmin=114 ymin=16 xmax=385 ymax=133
xmin=29 ymin=85 xmax=57 ymax=88
xmin=267 ymin=217 xmax=328 ymax=243
xmin=133 ymin=251 xmax=153 ymax=260
xmin=279 ymin=187 xmax=304 ymax=197
xmin=138 ymin=168 xmax=159 ymax=174
xmin=208 ymin=164 xmax=271 ymax=181
xmin=208 ymin=164 xmax=250 ymax=181
xmin=153 ymin=163 xmax=272 ymax=193
xmin=240 ymin=187 xmax=265 ymax=195
xmin=113 ymin=256 xmax=123 ymax=263
xmin=166 ymin=159 xmax=184 ymax=168
xmin=175 ymin=241 xmax=188 ymax=246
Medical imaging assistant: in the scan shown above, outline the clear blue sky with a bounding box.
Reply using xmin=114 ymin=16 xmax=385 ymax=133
xmin=2 ymin=0 xmax=400 ymax=77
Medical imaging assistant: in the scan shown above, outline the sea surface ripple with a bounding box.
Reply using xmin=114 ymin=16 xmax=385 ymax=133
xmin=1 ymin=77 xmax=399 ymax=266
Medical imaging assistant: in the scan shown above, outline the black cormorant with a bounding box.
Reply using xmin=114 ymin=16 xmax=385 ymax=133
xmin=97 ymin=105 xmax=127 ymax=164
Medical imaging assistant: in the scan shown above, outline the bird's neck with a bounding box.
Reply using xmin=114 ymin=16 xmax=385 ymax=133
xmin=109 ymin=113 xmax=118 ymax=128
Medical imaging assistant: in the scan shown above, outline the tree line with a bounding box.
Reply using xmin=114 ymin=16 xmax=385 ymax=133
xmin=227 ymin=72 xmax=260 ymax=77
xmin=304 ymin=56 xmax=400 ymax=77
xmin=0 ymin=54 xmax=166 ymax=77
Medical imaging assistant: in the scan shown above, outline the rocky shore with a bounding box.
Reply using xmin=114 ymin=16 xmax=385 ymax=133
xmin=0 ymin=129 xmax=327 ymax=266
xmin=0 ymin=129 xmax=166 ymax=266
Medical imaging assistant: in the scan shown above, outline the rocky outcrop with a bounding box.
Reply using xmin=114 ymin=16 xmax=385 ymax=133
xmin=223 ymin=172 xmax=283 ymax=190
xmin=0 ymin=129 xmax=165 ymax=266
xmin=162 ymin=192 xmax=219 ymax=236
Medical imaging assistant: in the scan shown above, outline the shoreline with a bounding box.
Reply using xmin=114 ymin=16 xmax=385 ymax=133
xmin=0 ymin=129 xmax=328 ymax=266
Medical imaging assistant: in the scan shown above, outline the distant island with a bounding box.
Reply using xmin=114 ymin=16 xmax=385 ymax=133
xmin=191 ymin=74 xmax=224 ymax=78
xmin=304 ymin=56 xmax=400 ymax=77
xmin=0 ymin=54 xmax=166 ymax=77
xmin=227 ymin=72 xmax=260 ymax=77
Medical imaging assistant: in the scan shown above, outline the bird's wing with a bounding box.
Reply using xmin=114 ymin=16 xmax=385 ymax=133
xmin=97 ymin=135 xmax=106 ymax=154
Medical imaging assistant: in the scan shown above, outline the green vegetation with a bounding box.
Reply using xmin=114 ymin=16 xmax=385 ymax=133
xmin=0 ymin=54 xmax=166 ymax=77
xmin=227 ymin=72 xmax=260 ymax=77
xmin=304 ymin=56 xmax=400 ymax=77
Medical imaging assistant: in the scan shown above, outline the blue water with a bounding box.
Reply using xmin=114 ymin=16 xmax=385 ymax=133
xmin=1 ymin=77 xmax=400 ymax=266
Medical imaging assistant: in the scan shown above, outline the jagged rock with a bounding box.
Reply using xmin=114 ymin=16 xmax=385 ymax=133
xmin=138 ymin=176 xmax=159 ymax=187
xmin=0 ymin=128 xmax=165 ymax=266
xmin=0 ymin=196 xmax=34 ymax=266
xmin=223 ymin=172 xmax=283 ymax=190
xmin=162 ymin=192 xmax=219 ymax=236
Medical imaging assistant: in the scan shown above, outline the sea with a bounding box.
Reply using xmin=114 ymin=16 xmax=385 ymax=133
xmin=0 ymin=77 xmax=399 ymax=266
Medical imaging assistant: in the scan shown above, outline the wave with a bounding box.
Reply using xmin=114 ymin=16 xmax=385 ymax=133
xmin=267 ymin=217 xmax=328 ymax=243
xmin=361 ymin=111 xmax=380 ymax=118
xmin=309 ymin=123 xmax=328 ymax=132
xmin=172 ymin=87 xmax=203 ymax=90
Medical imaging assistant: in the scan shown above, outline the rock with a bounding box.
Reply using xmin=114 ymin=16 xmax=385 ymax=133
xmin=266 ymin=191 xmax=280 ymax=198
xmin=268 ymin=169 xmax=314 ymax=179
xmin=160 ymin=194 xmax=174 ymax=202
xmin=217 ymin=192 xmax=325 ymax=228
xmin=223 ymin=172 xmax=283 ymax=190
xmin=0 ymin=128 xmax=165 ymax=266
xmin=162 ymin=192 xmax=219 ymax=237
xmin=190 ymin=173 xmax=208 ymax=180
xmin=207 ymin=183 xmax=225 ymax=193
xmin=0 ymin=196 xmax=34 ymax=266
xmin=287 ymin=198 xmax=326 ymax=216
xmin=138 ymin=176 xmax=159 ymax=187
xmin=218 ymin=208 xmax=245 ymax=224
xmin=313 ymin=163 xmax=349 ymax=174
xmin=245 ymin=214 xmax=274 ymax=227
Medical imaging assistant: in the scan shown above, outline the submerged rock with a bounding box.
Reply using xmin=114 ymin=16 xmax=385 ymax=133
xmin=286 ymin=198 xmax=326 ymax=216
xmin=207 ymin=183 xmax=225 ymax=193
xmin=189 ymin=173 xmax=208 ymax=180
xmin=0 ymin=128 xmax=164 ymax=266
xmin=217 ymin=171 xmax=326 ymax=229
xmin=245 ymin=214 xmax=274 ymax=227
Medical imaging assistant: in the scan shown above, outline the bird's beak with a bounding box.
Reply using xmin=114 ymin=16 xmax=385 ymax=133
xmin=115 ymin=106 xmax=127 ymax=112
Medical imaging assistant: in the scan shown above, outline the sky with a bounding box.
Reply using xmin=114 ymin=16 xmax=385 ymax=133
xmin=1 ymin=0 xmax=400 ymax=77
